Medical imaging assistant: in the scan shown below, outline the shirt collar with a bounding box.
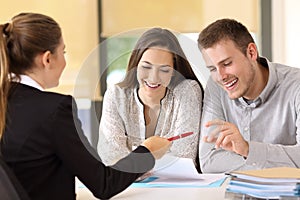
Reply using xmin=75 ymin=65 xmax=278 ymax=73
xmin=236 ymin=57 xmax=277 ymax=107
xmin=134 ymin=85 xmax=170 ymax=107
xmin=257 ymin=57 xmax=277 ymax=104
xmin=18 ymin=74 xmax=44 ymax=91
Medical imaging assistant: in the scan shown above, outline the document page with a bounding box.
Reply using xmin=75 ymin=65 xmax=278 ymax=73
xmin=148 ymin=156 xmax=225 ymax=186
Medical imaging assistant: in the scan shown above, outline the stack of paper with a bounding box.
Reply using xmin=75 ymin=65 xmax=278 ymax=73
xmin=226 ymin=167 xmax=300 ymax=199
xmin=132 ymin=157 xmax=226 ymax=188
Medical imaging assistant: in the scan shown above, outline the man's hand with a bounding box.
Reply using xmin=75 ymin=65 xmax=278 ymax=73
xmin=203 ymin=119 xmax=249 ymax=157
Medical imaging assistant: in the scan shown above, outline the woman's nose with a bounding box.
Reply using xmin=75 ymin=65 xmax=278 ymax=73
xmin=147 ymin=69 xmax=160 ymax=83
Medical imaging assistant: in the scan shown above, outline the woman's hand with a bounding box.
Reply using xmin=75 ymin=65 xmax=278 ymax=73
xmin=142 ymin=136 xmax=171 ymax=159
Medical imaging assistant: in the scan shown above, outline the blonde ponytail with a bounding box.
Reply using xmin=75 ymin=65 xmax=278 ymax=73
xmin=0 ymin=23 xmax=11 ymax=138
xmin=0 ymin=13 xmax=61 ymax=138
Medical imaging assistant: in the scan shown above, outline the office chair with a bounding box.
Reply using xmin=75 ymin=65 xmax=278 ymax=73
xmin=0 ymin=156 xmax=30 ymax=200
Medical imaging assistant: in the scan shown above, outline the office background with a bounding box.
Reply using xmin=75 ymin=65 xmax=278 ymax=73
xmin=1 ymin=0 xmax=298 ymax=147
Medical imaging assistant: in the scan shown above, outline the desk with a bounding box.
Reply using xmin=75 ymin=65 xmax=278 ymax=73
xmin=76 ymin=157 xmax=230 ymax=200
xmin=76 ymin=178 xmax=229 ymax=200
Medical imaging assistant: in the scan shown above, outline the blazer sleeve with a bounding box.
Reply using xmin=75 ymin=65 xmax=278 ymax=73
xmin=49 ymin=96 xmax=155 ymax=199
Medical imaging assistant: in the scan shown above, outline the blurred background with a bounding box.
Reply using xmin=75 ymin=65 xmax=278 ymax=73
xmin=1 ymin=0 xmax=298 ymax=147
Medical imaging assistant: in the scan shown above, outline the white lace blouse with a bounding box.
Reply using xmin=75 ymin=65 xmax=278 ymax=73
xmin=97 ymin=79 xmax=202 ymax=166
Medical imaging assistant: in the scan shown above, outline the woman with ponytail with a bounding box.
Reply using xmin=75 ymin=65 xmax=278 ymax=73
xmin=0 ymin=22 xmax=11 ymax=138
xmin=0 ymin=12 xmax=170 ymax=200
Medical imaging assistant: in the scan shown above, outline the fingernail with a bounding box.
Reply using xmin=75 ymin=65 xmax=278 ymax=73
xmin=207 ymin=137 xmax=212 ymax=142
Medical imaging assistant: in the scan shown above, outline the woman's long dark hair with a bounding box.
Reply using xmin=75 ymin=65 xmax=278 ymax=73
xmin=118 ymin=27 xmax=202 ymax=91
xmin=118 ymin=27 xmax=203 ymax=173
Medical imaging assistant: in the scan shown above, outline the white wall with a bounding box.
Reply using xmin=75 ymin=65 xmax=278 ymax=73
xmin=272 ymin=0 xmax=300 ymax=68
xmin=0 ymin=0 xmax=100 ymax=97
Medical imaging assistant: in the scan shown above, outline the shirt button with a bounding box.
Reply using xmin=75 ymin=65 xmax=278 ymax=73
xmin=252 ymin=162 xmax=256 ymax=166
xmin=244 ymin=127 xmax=249 ymax=131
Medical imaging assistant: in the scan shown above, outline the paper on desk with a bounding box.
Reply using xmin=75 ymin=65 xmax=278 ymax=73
xmin=146 ymin=157 xmax=225 ymax=187
xmin=148 ymin=173 xmax=225 ymax=186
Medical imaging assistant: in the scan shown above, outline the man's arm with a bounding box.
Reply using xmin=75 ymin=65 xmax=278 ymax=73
xmin=199 ymin=78 xmax=250 ymax=173
xmin=200 ymin=78 xmax=300 ymax=173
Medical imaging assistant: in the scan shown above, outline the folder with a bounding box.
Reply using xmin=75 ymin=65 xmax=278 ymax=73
xmin=226 ymin=167 xmax=300 ymax=199
xmin=229 ymin=167 xmax=300 ymax=180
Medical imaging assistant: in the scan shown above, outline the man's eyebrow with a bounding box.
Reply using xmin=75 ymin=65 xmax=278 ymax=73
xmin=206 ymin=57 xmax=232 ymax=69
xmin=206 ymin=65 xmax=215 ymax=69
xmin=217 ymin=57 xmax=231 ymax=65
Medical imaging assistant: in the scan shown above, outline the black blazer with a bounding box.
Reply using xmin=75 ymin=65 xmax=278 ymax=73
xmin=1 ymin=83 xmax=154 ymax=200
xmin=0 ymin=156 xmax=30 ymax=200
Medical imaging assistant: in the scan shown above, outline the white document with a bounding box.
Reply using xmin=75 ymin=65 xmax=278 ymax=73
xmin=148 ymin=156 xmax=225 ymax=186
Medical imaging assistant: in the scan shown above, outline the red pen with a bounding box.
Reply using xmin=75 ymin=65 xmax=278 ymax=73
xmin=167 ymin=132 xmax=194 ymax=141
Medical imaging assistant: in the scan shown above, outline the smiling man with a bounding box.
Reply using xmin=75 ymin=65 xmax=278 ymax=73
xmin=197 ymin=18 xmax=300 ymax=173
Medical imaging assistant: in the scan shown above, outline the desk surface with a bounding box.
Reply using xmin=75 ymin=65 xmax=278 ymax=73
xmin=77 ymin=179 xmax=229 ymax=200
xmin=76 ymin=157 xmax=229 ymax=200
